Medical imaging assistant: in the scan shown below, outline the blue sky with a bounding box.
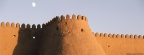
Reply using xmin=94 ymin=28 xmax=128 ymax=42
xmin=0 ymin=0 xmax=144 ymax=35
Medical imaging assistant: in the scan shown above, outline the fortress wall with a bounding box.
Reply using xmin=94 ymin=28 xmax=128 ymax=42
xmin=2 ymin=14 xmax=144 ymax=55
xmin=0 ymin=22 xmax=43 ymax=55
xmin=95 ymin=32 xmax=144 ymax=55
xmin=13 ymin=24 xmax=43 ymax=55
xmin=39 ymin=14 xmax=106 ymax=55
xmin=0 ymin=22 xmax=20 ymax=55
xmin=38 ymin=14 xmax=93 ymax=55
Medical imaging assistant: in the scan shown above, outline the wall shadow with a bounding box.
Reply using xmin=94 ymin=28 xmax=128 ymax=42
xmin=38 ymin=23 xmax=63 ymax=55
xmin=12 ymin=18 xmax=63 ymax=55
xmin=12 ymin=28 xmax=42 ymax=55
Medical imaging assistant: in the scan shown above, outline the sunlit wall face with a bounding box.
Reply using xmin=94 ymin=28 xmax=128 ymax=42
xmin=0 ymin=0 xmax=144 ymax=34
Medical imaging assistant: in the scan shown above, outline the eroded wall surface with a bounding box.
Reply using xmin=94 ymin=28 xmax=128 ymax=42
xmin=38 ymin=15 xmax=106 ymax=55
xmin=95 ymin=33 xmax=144 ymax=55
xmin=0 ymin=22 xmax=19 ymax=55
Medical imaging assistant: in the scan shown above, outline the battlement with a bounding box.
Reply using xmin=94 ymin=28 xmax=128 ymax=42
xmin=95 ymin=32 xmax=144 ymax=55
xmin=0 ymin=22 xmax=20 ymax=28
xmin=94 ymin=32 xmax=144 ymax=39
xmin=56 ymin=14 xmax=87 ymax=21
xmin=0 ymin=22 xmax=43 ymax=30
xmin=20 ymin=23 xmax=43 ymax=29
xmin=0 ymin=14 xmax=87 ymax=30
xmin=40 ymin=14 xmax=88 ymax=29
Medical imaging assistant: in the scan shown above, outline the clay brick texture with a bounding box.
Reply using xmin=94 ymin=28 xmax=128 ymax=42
xmin=0 ymin=14 xmax=144 ymax=55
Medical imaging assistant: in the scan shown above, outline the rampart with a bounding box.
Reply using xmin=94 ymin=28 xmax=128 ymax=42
xmin=94 ymin=32 xmax=144 ymax=55
xmin=0 ymin=14 xmax=144 ymax=55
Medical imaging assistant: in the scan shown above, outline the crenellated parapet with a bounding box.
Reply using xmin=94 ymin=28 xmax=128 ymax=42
xmin=58 ymin=14 xmax=87 ymax=21
xmin=47 ymin=14 xmax=87 ymax=21
xmin=40 ymin=14 xmax=88 ymax=30
xmin=1 ymin=15 xmax=143 ymax=39
xmin=94 ymin=32 xmax=144 ymax=39
xmin=95 ymin=32 xmax=144 ymax=55
xmin=0 ymin=22 xmax=20 ymax=28
xmin=0 ymin=14 xmax=88 ymax=35
xmin=20 ymin=23 xmax=42 ymax=29
xmin=0 ymin=22 xmax=44 ymax=29
xmin=44 ymin=14 xmax=87 ymax=24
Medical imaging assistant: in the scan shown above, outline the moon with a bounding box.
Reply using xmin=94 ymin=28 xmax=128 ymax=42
xmin=32 ymin=2 xmax=36 ymax=7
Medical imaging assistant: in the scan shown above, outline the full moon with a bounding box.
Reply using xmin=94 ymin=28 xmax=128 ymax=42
xmin=32 ymin=2 xmax=36 ymax=7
